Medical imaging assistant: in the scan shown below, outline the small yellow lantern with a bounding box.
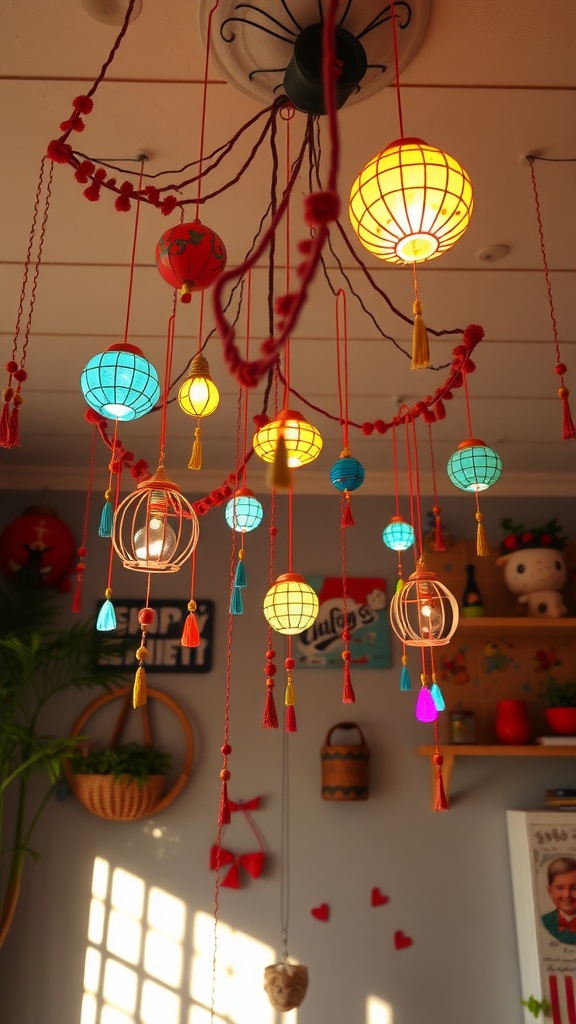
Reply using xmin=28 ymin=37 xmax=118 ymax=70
xmin=178 ymin=352 xmax=220 ymax=418
xmin=253 ymin=409 xmax=323 ymax=468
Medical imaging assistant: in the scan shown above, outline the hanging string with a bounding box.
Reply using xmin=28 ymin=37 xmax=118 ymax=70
xmin=335 ymin=289 xmax=350 ymax=451
xmin=195 ymin=0 xmax=222 ymax=219
xmin=528 ymin=157 xmax=576 ymax=439
xmin=389 ymin=0 xmax=405 ymax=139
xmin=181 ymin=550 xmax=201 ymax=647
xmin=122 ymin=157 xmax=146 ymax=345
xmin=263 ymin=481 xmax=279 ymax=729
xmin=134 ymin=573 xmax=153 ymax=708
xmin=96 ymin=463 xmax=123 ymax=632
xmin=71 ymin=425 xmax=98 ymax=614
xmin=401 ymin=408 xmax=419 ymax=567
xmin=411 ymin=261 xmax=430 ymax=370
xmin=218 ymin=522 xmax=237 ymax=825
xmin=409 ymin=416 xmax=425 ymax=561
xmin=280 ymin=725 xmax=291 ymax=961
xmin=159 ymin=309 xmax=177 ymax=463
xmin=461 ymin=368 xmax=490 ymax=556
xmin=427 ymin=423 xmax=446 ymax=552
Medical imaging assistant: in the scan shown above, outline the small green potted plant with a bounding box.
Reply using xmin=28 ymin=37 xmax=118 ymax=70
xmin=69 ymin=741 xmax=172 ymax=821
xmin=521 ymin=995 xmax=551 ymax=1019
xmin=539 ymin=678 xmax=576 ymax=736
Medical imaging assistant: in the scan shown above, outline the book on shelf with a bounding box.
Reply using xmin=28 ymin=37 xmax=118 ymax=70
xmin=535 ymin=735 xmax=576 ymax=746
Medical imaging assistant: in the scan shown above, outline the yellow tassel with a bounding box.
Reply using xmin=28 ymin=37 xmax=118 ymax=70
xmin=133 ymin=665 xmax=147 ymax=708
xmin=411 ymin=300 xmax=430 ymax=369
xmin=188 ymin=425 xmax=202 ymax=470
xmin=267 ymin=432 xmax=291 ymax=491
xmin=284 ymin=675 xmax=296 ymax=707
xmin=475 ymin=510 xmax=489 ymax=557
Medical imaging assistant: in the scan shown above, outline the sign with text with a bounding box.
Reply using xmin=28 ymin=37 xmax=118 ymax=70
xmin=96 ymin=598 xmax=214 ymax=673
xmin=295 ymin=577 xmax=390 ymax=669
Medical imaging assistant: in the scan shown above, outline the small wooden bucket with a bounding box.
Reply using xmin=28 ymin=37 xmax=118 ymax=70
xmin=321 ymin=722 xmax=369 ymax=801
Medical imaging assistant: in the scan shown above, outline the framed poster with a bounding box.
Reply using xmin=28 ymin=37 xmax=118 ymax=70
xmin=507 ymin=810 xmax=576 ymax=1024
xmin=96 ymin=598 xmax=214 ymax=673
xmin=294 ymin=577 xmax=391 ymax=669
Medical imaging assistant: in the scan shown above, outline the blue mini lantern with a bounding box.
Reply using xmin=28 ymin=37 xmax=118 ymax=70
xmin=330 ymin=454 xmax=365 ymax=492
xmin=81 ymin=342 xmax=160 ymax=421
xmin=447 ymin=438 xmax=502 ymax=492
xmin=225 ymin=489 xmax=264 ymax=533
xmin=382 ymin=516 xmax=415 ymax=551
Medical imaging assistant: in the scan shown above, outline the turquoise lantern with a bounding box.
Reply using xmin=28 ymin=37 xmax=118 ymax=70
xmin=447 ymin=438 xmax=502 ymax=492
xmin=330 ymin=454 xmax=365 ymax=492
xmin=382 ymin=516 xmax=415 ymax=551
xmin=81 ymin=342 xmax=160 ymax=421
xmin=225 ymin=489 xmax=264 ymax=533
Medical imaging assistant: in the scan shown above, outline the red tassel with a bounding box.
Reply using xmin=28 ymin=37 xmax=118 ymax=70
xmin=0 ymin=399 xmax=11 ymax=447
xmin=433 ymin=754 xmax=449 ymax=812
xmin=285 ymin=705 xmax=297 ymax=732
xmin=262 ymin=684 xmax=279 ymax=729
xmin=181 ymin=611 xmax=200 ymax=647
xmin=8 ymin=402 xmax=20 ymax=447
xmin=71 ymin=575 xmax=83 ymax=614
xmin=221 ymin=862 xmax=241 ymax=889
xmin=559 ymin=387 xmax=576 ymax=440
xmin=342 ymin=661 xmax=355 ymax=703
xmin=218 ymin=779 xmax=231 ymax=825
xmin=342 ymin=493 xmax=355 ymax=528
xmin=433 ymin=507 xmax=446 ymax=552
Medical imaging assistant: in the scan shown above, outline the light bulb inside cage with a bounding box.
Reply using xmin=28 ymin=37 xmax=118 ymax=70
xmin=382 ymin=516 xmax=415 ymax=551
xmin=349 ymin=137 xmax=473 ymax=265
xmin=330 ymin=455 xmax=365 ymax=492
xmin=80 ymin=342 xmax=160 ymax=421
xmin=178 ymin=353 xmax=220 ymax=418
xmin=263 ymin=573 xmax=319 ymax=635
xmin=112 ymin=470 xmax=199 ymax=573
xmin=447 ymin=438 xmax=502 ymax=492
xmin=389 ymin=562 xmax=459 ymax=646
xmin=225 ymin=489 xmax=264 ymax=533
xmin=253 ymin=409 xmax=323 ymax=468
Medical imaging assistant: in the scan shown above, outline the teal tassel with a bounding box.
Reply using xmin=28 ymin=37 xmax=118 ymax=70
xmin=430 ymin=681 xmax=445 ymax=711
xmin=96 ymin=598 xmax=116 ymax=632
xmin=400 ymin=658 xmax=411 ymax=691
xmin=98 ymin=500 xmax=113 ymax=538
xmin=230 ymin=586 xmax=244 ymax=615
xmin=234 ymin=558 xmax=247 ymax=588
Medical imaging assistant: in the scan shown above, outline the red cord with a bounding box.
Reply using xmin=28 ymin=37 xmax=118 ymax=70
xmin=122 ymin=160 xmax=145 ymax=345
xmin=389 ymin=0 xmax=405 ymax=139
xmin=196 ymin=0 xmax=222 ymax=218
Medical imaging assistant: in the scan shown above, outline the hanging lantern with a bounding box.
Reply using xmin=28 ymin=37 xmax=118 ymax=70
xmin=225 ymin=488 xmax=263 ymax=533
xmin=389 ymin=560 xmax=459 ymax=647
xmin=112 ymin=465 xmax=199 ymax=573
xmin=382 ymin=516 xmax=415 ymax=551
xmin=263 ymin=573 xmax=319 ymax=635
xmin=0 ymin=505 xmax=76 ymax=590
xmin=253 ymin=409 xmax=323 ymax=468
xmin=155 ymin=219 xmax=227 ymax=303
xmin=330 ymin=454 xmax=365 ymax=492
xmin=349 ymin=138 xmax=474 ymax=264
xmin=447 ymin=438 xmax=502 ymax=492
xmin=80 ymin=342 xmax=160 ymax=421
xmin=178 ymin=352 xmax=220 ymax=418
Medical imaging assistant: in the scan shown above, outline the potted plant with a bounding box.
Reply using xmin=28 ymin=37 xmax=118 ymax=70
xmin=539 ymin=678 xmax=576 ymax=735
xmin=68 ymin=740 xmax=172 ymax=820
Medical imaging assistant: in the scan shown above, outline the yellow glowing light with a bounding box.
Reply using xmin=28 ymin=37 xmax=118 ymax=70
xmin=253 ymin=409 xmax=323 ymax=468
xmin=349 ymin=137 xmax=473 ymax=264
xmin=178 ymin=352 xmax=220 ymax=418
xmin=263 ymin=573 xmax=319 ymax=635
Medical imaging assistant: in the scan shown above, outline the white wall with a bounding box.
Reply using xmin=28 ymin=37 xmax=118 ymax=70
xmin=1 ymin=489 xmax=575 ymax=1024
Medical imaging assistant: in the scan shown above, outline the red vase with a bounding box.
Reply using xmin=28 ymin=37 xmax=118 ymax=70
xmin=495 ymin=700 xmax=531 ymax=745
xmin=545 ymin=707 xmax=576 ymax=736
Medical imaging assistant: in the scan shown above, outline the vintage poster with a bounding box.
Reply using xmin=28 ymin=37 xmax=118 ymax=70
xmin=295 ymin=577 xmax=390 ymax=669
xmin=507 ymin=810 xmax=576 ymax=1024
xmin=96 ymin=598 xmax=214 ymax=673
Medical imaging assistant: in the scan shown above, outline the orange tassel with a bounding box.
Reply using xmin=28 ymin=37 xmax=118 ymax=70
xmin=181 ymin=611 xmax=200 ymax=647
xmin=342 ymin=660 xmax=355 ymax=703
xmin=433 ymin=754 xmax=449 ymax=812
xmin=133 ymin=665 xmax=147 ymax=708
xmin=342 ymin=493 xmax=354 ymax=528
xmin=188 ymin=425 xmax=202 ymax=470
xmin=262 ymin=682 xmax=279 ymax=729
xmin=267 ymin=432 xmax=291 ymax=491
xmin=475 ymin=510 xmax=489 ymax=557
xmin=411 ymin=300 xmax=430 ymax=369
xmin=559 ymin=387 xmax=576 ymax=440
xmin=218 ymin=778 xmax=231 ymax=825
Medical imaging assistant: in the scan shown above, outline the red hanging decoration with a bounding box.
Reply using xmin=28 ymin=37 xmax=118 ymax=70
xmin=0 ymin=505 xmax=76 ymax=591
xmin=284 ymin=656 xmax=297 ymax=733
xmin=155 ymin=220 xmax=227 ymax=302
xmin=181 ymin=599 xmax=201 ymax=647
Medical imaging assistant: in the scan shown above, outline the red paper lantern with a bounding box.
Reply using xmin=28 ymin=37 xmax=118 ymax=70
xmin=155 ymin=219 xmax=227 ymax=302
xmin=0 ymin=505 xmax=76 ymax=590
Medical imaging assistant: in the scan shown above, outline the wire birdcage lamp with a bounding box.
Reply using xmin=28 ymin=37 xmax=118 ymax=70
xmin=112 ymin=465 xmax=199 ymax=573
xmin=389 ymin=560 xmax=459 ymax=647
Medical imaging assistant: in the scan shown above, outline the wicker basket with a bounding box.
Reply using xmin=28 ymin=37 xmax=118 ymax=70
xmin=72 ymin=773 xmax=167 ymax=821
xmin=321 ymin=722 xmax=370 ymax=801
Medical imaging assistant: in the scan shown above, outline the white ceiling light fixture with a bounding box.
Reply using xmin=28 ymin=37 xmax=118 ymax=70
xmin=199 ymin=0 xmax=430 ymax=109
xmin=81 ymin=0 xmax=142 ymax=26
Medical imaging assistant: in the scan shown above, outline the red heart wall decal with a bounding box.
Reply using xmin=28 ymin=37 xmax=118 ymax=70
xmin=371 ymin=887 xmax=390 ymax=907
xmin=394 ymin=930 xmax=413 ymax=950
xmin=311 ymin=903 xmax=330 ymax=922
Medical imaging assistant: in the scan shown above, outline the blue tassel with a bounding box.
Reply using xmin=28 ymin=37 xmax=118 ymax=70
xmin=98 ymin=499 xmax=113 ymax=538
xmin=234 ymin=557 xmax=247 ymax=588
xmin=96 ymin=598 xmax=116 ymax=632
xmin=400 ymin=656 xmax=411 ymax=691
xmin=430 ymin=681 xmax=445 ymax=711
xmin=230 ymin=586 xmax=244 ymax=615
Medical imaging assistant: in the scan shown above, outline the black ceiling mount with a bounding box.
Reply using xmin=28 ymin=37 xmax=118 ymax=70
xmin=283 ymin=23 xmax=367 ymax=114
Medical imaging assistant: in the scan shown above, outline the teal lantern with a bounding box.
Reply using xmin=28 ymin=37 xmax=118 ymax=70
xmin=225 ymin=488 xmax=263 ymax=533
xmin=447 ymin=438 xmax=502 ymax=492
xmin=81 ymin=342 xmax=160 ymax=421
xmin=330 ymin=454 xmax=365 ymax=492
xmin=383 ymin=516 xmax=415 ymax=551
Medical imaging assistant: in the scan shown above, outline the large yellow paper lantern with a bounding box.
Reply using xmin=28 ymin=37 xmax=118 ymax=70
xmin=253 ymin=409 xmax=323 ymax=468
xmin=263 ymin=573 xmax=319 ymax=635
xmin=349 ymin=137 xmax=473 ymax=264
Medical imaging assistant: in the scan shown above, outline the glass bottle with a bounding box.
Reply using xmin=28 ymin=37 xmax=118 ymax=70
xmin=462 ymin=563 xmax=485 ymax=617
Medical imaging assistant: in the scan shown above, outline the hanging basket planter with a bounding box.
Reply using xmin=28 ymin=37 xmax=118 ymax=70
xmin=64 ymin=686 xmax=195 ymax=822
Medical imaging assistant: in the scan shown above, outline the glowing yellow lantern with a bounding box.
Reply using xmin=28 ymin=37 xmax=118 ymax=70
xmin=178 ymin=352 xmax=220 ymax=418
xmin=349 ymin=137 xmax=473 ymax=264
xmin=263 ymin=573 xmax=319 ymax=635
xmin=253 ymin=409 xmax=323 ymax=468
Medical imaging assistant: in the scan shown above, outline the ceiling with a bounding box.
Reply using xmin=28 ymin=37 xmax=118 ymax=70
xmin=1 ymin=0 xmax=575 ymax=500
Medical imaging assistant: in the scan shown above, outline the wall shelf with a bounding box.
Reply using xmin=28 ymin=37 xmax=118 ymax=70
xmin=416 ymin=744 xmax=576 ymax=808
xmin=456 ymin=617 xmax=576 ymax=635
